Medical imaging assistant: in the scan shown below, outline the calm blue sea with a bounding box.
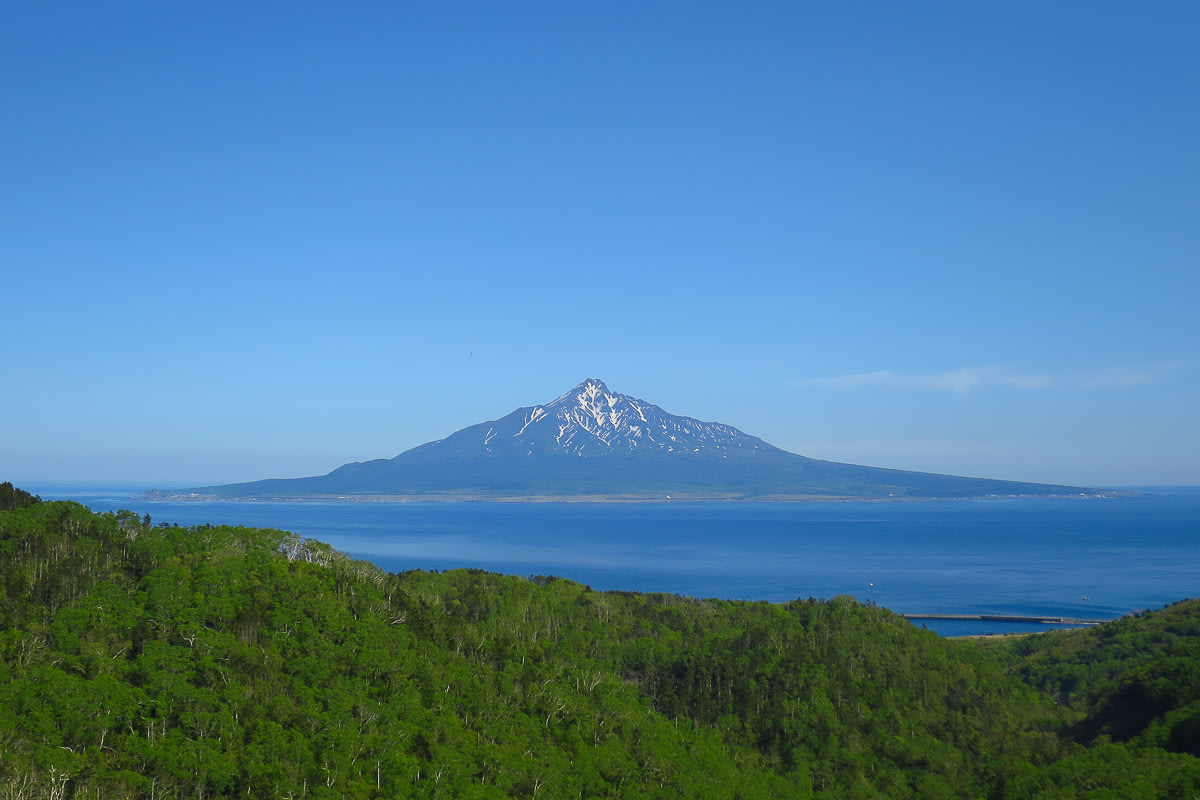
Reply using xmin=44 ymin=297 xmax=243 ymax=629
xmin=27 ymin=484 xmax=1200 ymax=637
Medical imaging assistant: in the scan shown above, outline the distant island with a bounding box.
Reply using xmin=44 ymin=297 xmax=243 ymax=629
xmin=149 ymin=378 xmax=1111 ymax=502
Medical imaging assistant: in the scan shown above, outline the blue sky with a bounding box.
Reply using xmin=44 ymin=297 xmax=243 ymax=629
xmin=3 ymin=2 xmax=1197 ymax=489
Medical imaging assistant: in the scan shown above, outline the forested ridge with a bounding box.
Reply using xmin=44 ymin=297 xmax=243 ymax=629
xmin=2 ymin=483 xmax=1199 ymax=798
xmin=983 ymin=596 xmax=1200 ymax=756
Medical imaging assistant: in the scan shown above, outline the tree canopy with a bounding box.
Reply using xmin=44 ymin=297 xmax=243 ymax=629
xmin=0 ymin=489 xmax=1197 ymax=798
xmin=0 ymin=481 xmax=40 ymax=511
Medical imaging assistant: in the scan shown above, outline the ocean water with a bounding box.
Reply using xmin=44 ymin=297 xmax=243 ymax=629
xmin=28 ymin=484 xmax=1200 ymax=636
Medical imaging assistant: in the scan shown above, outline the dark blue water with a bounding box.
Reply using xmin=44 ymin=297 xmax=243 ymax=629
xmin=31 ymin=484 xmax=1200 ymax=636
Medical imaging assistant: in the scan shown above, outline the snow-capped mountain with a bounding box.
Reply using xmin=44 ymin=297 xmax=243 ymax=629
xmin=404 ymin=378 xmax=783 ymax=461
xmin=161 ymin=379 xmax=1096 ymax=500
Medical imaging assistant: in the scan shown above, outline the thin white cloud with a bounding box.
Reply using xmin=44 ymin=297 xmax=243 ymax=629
xmin=919 ymin=366 xmax=1053 ymax=392
xmin=1077 ymin=362 xmax=1184 ymax=388
xmin=801 ymin=365 xmax=1051 ymax=393
xmin=800 ymin=361 xmax=1186 ymax=393
xmin=803 ymin=370 xmax=898 ymax=389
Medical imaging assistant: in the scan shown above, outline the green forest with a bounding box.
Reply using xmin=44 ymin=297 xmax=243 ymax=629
xmin=1 ymin=482 xmax=1198 ymax=799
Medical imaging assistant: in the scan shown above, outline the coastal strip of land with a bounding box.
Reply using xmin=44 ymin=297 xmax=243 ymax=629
xmin=901 ymin=613 xmax=1108 ymax=626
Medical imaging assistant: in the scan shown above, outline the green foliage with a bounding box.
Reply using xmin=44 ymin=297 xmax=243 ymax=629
xmin=0 ymin=482 xmax=39 ymax=511
xmin=0 ymin=487 xmax=1197 ymax=798
xmin=983 ymin=598 xmax=1200 ymax=758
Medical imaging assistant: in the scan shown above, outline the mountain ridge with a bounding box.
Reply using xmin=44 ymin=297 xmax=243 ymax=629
xmin=151 ymin=378 xmax=1106 ymax=501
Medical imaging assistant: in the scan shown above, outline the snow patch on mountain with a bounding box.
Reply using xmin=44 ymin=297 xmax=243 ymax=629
xmin=468 ymin=378 xmax=776 ymax=459
xmin=516 ymin=407 xmax=547 ymax=436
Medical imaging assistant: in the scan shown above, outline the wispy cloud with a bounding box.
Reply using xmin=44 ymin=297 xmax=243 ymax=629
xmin=1077 ymin=362 xmax=1185 ymax=388
xmin=801 ymin=365 xmax=1051 ymax=393
xmin=800 ymin=362 xmax=1185 ymax=393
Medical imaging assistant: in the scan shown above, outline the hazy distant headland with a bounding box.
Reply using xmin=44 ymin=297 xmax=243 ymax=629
xmin=148 ymin=379 xmax=1114 ymax=502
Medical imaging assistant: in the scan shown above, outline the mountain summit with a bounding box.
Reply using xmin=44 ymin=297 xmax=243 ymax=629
xmin=157 ymin=379 xmax=1099 ymax=501
xmin=408 ymin=378 xmax=780 ymax=461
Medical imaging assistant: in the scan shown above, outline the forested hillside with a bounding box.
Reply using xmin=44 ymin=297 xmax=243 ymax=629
xmin=2 ymin=486 xmax=1199 ymax=798
xmin=984 ymin=597 xmax=1200 ymax=756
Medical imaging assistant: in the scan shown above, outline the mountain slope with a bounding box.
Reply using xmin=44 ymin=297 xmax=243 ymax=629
xmin=984 ymin=598 xmax=1200 ymax=755
xmin=163 ymin=378 xmax=1096 ymax=500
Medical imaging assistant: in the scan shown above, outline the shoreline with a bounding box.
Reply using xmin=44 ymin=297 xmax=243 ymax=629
xmin=901 ymin=612 xmax=1109 ymax=626
xmin=139 ymin=490 xmax=1128 ymax=504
